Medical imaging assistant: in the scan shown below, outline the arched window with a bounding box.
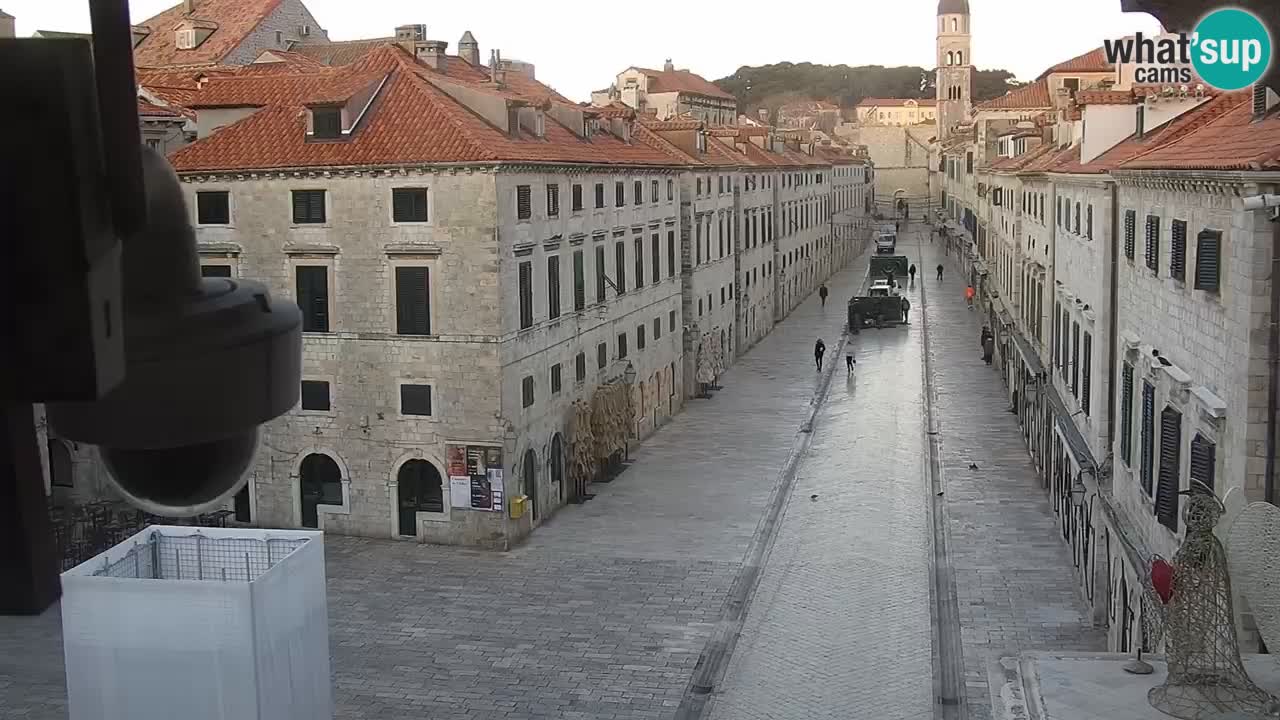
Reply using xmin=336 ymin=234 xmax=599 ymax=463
xmin=397 ymin=459 xmax=443 ymax=536
xmin=299 ymin=453 xmax=342 ymax=529
xmin=952 ymin=18 xmax=958 ymax=32
xmin=946 ymin=51 xmax=954 ymax=66
xmin=956 ymin=51 xmax=963 ymax=65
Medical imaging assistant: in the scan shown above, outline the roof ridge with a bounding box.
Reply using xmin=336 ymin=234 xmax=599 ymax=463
xmin=395 ymin=66 xmax=501 ymax=163
xmin=1120 ymin=92 xmax=1251 ymax=167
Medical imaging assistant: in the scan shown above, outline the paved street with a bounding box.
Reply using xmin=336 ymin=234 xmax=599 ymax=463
xmin=921 ymin=231 xmax=1106 ymax=720
xmin=0 ymin=249 xmax=872 ymax=720
xmin=706 ymin=228 xmax=935 ymax=720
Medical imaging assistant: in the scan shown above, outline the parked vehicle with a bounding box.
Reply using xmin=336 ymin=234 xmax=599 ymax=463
xmin=875 ymin=232 xmax=897 ymax=254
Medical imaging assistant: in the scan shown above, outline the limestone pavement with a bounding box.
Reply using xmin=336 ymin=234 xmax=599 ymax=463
xmin=0 ymin=251 xmax=871 ymax=720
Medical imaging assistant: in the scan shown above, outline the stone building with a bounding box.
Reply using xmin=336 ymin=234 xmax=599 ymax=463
xmin=591 ymin=61 xmax=738 ymax=125
xmin=853 ymin=98 xmax=937 ymax=127
xmin=935 ymin=0 xmax=973 ymax=140
xmin=130 ymin=0 xmax=329 ymax=68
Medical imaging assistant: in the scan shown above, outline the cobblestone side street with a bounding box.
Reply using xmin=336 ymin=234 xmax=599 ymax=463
xmin=920 ymin=233 xmax=1106 ymax=720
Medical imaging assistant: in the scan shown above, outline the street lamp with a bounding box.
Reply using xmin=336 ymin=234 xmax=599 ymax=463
xmin=623 ymin=362 xmax=637 ymax=387
xmin=1071 ymin=466 xmax=1095 ymax=508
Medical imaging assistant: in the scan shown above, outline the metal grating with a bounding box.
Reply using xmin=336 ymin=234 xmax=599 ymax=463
xmin=92 ymin=531 xmax=307 ymax=583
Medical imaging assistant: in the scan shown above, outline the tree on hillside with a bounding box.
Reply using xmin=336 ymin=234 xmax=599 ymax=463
xmin=716 ymin=62 xmax=1022 ymax=114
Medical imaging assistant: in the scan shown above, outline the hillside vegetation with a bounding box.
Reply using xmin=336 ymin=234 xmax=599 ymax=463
xmin=713 ymin=62 xmax=1023 ymax=117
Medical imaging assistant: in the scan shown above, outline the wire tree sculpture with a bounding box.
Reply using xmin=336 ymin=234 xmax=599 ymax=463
xmin=1145 ymin=481 xmax=1280 ymax=720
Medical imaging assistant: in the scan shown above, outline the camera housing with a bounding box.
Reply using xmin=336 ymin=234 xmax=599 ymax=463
xmin=46 ymin=146 xmax=302 ymax=517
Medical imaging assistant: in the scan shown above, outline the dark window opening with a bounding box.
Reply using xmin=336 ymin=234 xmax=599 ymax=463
xmin=291 ymin=189 xmax=326 ymax=224
xmin=401 ymin=384 xmax=433 ymax=416
xmin=301 ymin=380 xmax=331 ymax=411
xmin=196 ymin=191 xmax=230 ymax=224
xmin=392 ymin=188 xmax=429 ymax=222
xmin=395 ymin=266 xmax=431 ymax=335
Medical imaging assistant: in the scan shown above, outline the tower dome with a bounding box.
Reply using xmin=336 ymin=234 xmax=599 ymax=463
xmin=938 ymin=0 xmax=969 ymax=14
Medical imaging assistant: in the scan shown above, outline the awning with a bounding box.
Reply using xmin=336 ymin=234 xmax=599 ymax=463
xmin=1046 ymin=390 xmax=1099 ymax=470
xmin=1011 ymin=333 xmax=1045 ymax=376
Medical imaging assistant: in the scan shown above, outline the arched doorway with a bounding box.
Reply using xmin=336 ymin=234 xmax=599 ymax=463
xmin=48 ymin=439 xmax=74 ymax=489
xmin=522 ymin=449 xmax=537 ymax=522
xmin=397 ymin=460 xmax=443 ymax=537
xmin=551 ymin=435 xmax=566 ymax=503
xmin=298 ymin=453 xmax=341 ymax=529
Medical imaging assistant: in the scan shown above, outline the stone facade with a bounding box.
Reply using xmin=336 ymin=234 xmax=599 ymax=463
xmin=223 ymin=0 xmax=330 ymax=64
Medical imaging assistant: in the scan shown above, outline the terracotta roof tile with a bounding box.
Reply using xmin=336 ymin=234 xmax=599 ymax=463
xmin=132 ymin=0 xmax=283 ymax=67
xmin=633 ymin=67 xmax=735 ymax=100
xmin=1076 ymin=90 xmax=1135 ymax=106
xmin=1037 ymin=47 xmax=1113 ymax=80
xmin=855 ymin=97 xmax=938 ymax=107
xmin=1117 ymin=92 xmax=1279 ymax=171
xmin=241 ymin=49 xmax=327 ymax=73
xmin=977 ymin=80 xmax=1052 ymax=110
xmin=292 ymin=38 xmax=396 ymax=67
xmin=137 ymin=99 xmax=183 ymax=118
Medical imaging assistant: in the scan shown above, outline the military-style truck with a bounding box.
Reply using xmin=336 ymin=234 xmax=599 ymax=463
xmin=847 ymin=277 xmax=909 ymax=331
xmin=868 ymin=255 xmax=909 ymax=281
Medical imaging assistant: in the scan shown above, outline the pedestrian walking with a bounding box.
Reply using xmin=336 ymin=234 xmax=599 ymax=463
xmin=965 ymin=285 xmax=975 ymax=310
xmin=936 ymin=264 xmax=944 ymax=282
xmin=908 ymin=264 xmax=917 ymax=285
xmin=846 ymin=351 xmax=856 ymax=373
xmin=819 ymin=283 xmax=829 ymax=307
xmin=980 ymin=325 xmax=992 ymax=350
xmin=983 ymin=335 xmax=995 ymax=365
xmin=900 ymin=296 xmax=911 ymax=324
xmin=814 ymin=338 xmax=826 ymax=371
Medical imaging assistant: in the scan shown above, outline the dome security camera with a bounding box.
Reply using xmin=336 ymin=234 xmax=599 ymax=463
xmin=46 ymin=146 xmax=302 ymax=517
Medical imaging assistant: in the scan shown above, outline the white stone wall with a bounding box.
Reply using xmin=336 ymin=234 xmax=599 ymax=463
xmin=775 ymin=167 xmax=832 ymax=319
xmin=1110 ymin=178 xmax=1277 ymax=568
xmin=737 ymin=171 xmax=777 ymax=352
xmin=679 ymin=169 xmax=738 ymax=396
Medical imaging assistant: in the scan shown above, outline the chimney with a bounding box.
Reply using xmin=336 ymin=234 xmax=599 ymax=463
xmin=664 ymin=58 xmax=674 ymax=72
xmin=458 ymin=30 xmax=479 ymax=65
xmin=183 ymin=0 xmax=194 ymax=14
xmin=490 ymin=49 xmax=506 ymax=86
xmin=418 ymin=40 xmax=448 ymax=71
xmin=0 ymin=10 xmax=13 ymax=39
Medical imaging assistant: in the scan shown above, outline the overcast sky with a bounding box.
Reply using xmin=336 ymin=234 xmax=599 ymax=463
xmin=6 ymin=0 xmax=1162 ymax=101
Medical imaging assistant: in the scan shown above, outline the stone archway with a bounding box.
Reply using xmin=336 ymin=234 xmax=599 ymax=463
xmin=550 ymin=434 xmax=566 ymax=503
xmin=298 ymin=453 xmax=341 ymax=529
xmin=396 ymin=460 xmax=443 ymax=537
xmin=522 ymin=448 xmax=537 ymax=522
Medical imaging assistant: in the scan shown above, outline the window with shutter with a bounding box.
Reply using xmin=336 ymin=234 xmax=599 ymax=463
xmin=633 ymin=180 xmax=642 ymax=204
xmin=654 ymin=317 xmax=661 ymax=339
xmin=516 ymin=185 xmax=532 ymax=220
xmin=1140 ymin=381 xmax=1155 ymax=495
xmin=595 ymin=246 xmax=606 ymax=302
xmin=1071 ymin=322 xmax=1080 ymax=397
xmin=547 ymin=255 xmax=561 ymax=320
xmin=572 ymin=251 xmax=585 ymax=311
xmin=669 ymin=310 xmax=676 ymax=332
xmin=1052 ymin=302 xmax=1060 ymax=366
xmin=572 ymin=184 xmax=583 ymax=212
xmin=196 ymin=191 xmax=230 ymax=224
xmin=546 ymin=184 xmax=559 ymax=217
xmin=1074 ymin=202 xmax=1081 ymax=234
xmin=1155 ymin=406 xmax=1182 ymax=531
xmin=291 ymin=190 xmax=326 ymax=224
xmin=201 ymin=264 xmax=232 ymax=278
xmin=395 ymin=266 xmax=431 ymax=335
xmin=1086 ymin=205 xmax=1093 ymax=239
xmin=651 ymin=234 xmax=660 ymax=285
xmin=575 ymin=352 xmax=586 ymax=382
xmin=1120 ymin=363 xmax=1134 ymax=466
xmin=637 ymin=324 xmax=646 ymax=350
xmin=597 ymin=342 xmax=607 ymax=369
xmin=1195 ymin=230 xmax=1221 ymax=292
xmin=651 ymin=180 xmax=659 ymax=204
xmin=615 ymin=242 xmax=627 ymax=294
xmin=1145 ymin=215 xmax=1160 ymax=271
xmin=550 ymin=364 xmax=562 ymax=394
xmin=595 ymin=183 xmax=605 ymax=208
xmin=1124 ymin=210 xmax=1136 ymax=259
xmin=1190 ymin=433 xmax=1216 ymax=492
xmin=300 ymin=380 xmax=330 ymax=411
xmin=667 ymin=231 xmax=676 ymax=278
xmin=401 ymin=384 xmax=432 ymax=416
xmin=634 ymin=238 xmax=643 ymax=291
xmin=311 ymin=108 xmax=341 ymax=139
xmin=615 ymin=181 xmax=625 ymax=206
xmin=521 ymin=376 xmax=534 ymax=408
xmin=392 ymin=188 xmax=429 ymax=222
xmin=518 ymin=261 xmax=533 ymax=329
xmin=1170 ymin=220 xmax=1187 ymax=280
xmin=295 ymin=265 xmax=329 ymax=332
xmin=1082 ymin=332 xmax=1092 ymax=416
xmin=617 ymin=332 xmax=627 ymax=359
xmin=695 ymin=221 xmax=702 ymax=265
xmin=667 ymin=179 xmax=673 ymax=201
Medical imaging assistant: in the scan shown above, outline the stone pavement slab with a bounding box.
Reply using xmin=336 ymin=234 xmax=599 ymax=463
xmin=706 ymin=235 xmax=935 ymax=720
xmin=0 ymin=253 xmax=873 ymax=720
xmin=918 ymin=233 xmax=1106 ymax=720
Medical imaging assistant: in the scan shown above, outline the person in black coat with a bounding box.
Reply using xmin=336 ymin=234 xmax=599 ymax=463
xmin=814 ymin=338 xmax=826 ymax=371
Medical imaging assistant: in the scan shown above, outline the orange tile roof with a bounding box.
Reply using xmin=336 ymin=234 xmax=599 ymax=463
xmin=241 ymin=49 xmax=327 ymax=74
xmin=1037 ymin=47 xmax=1113 ymax=80
xmin=855 ymin=97 xmax=937 ymax=107
xmin=132 ymin=0 xmax=283 ymax=67
xmin=633 ymin=67 xmax=735 ymax=100
xmin=1116 ymin=92 xmax=1280 ymax=171
xmin=169 ymin=45 xmax=688 ymax=173
xmin=137 ymin=99 xmax=184 ymax=118
xmin=977 ymin=80 xmax=1052 ymax=110
xmin=292 ymin=38 xmax=396 ymax=67
xmin=1076 ymin=90 xmax=1135 ymax=106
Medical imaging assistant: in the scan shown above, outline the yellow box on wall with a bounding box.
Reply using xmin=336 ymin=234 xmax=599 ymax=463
xmin=510 ymin=495 xmax=528 ymax=519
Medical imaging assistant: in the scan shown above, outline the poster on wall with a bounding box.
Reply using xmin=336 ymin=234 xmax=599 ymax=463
xmin=445 ymin=443 xmax=503 ymax=512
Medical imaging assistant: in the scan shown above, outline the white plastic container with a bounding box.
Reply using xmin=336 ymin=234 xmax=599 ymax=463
xmin=60 ymin=526 xmax=332 ymax=720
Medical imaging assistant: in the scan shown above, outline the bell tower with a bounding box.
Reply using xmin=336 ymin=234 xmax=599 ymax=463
xmin=936 ymin=0 xmax=972 ymax=139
